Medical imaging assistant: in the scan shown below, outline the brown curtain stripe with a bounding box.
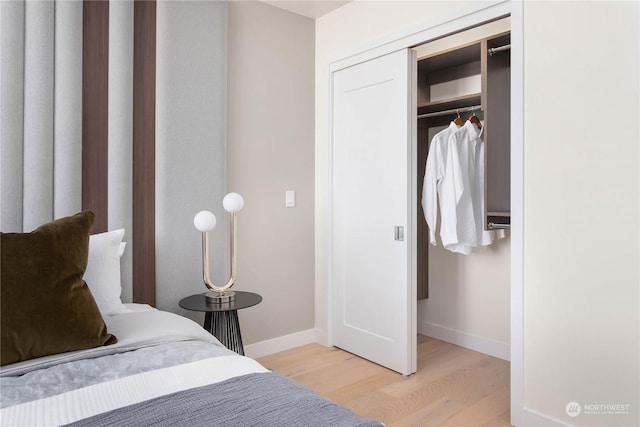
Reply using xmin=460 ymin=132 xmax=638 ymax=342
xmin=82 ymin=0 xmax=109 ymax=233
xmin=132 ymin=0 xmax=157 ymax=306
xmin=81 ymin=0 xmax=157 ymax=306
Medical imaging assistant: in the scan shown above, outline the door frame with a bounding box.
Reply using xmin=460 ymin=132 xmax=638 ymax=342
xmin=323 ymin=1 xmax=537 ymax=426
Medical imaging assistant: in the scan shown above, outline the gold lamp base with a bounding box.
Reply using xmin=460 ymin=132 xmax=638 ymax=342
xmin=205 ymin=290 xmax=236 ymax=303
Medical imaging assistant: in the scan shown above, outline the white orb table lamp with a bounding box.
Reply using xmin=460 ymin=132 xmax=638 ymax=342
xmin=193 ymin=193 xmax=244 ymax=302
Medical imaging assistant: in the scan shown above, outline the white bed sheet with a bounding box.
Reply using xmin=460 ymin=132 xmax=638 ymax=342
xmin=120 ymin=302 xmax=155 ymax=313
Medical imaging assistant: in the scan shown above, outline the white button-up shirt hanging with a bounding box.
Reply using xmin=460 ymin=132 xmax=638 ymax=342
xmin=422 ymin=120 xmax=503 ymax=255
xmin=446 ymin=120 xmax=483 ymax=254
xmin=422 ymin=122 xmax=459 ymax=246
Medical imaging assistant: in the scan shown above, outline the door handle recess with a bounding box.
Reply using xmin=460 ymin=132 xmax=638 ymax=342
xmin=394 ymin=226 xmax=404 ymax=241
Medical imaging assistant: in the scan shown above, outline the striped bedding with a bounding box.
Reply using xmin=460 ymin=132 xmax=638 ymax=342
xmin=0 ymin=306 xmax=383 ymax=427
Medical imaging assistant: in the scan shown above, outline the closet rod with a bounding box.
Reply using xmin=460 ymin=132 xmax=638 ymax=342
xmin=417 ymin=105 xmax=481 ymax=120
xmin=488 ymin=222 xmax=511 ymax=230
xmin=488 ymin=44 xmax=511 ymax=56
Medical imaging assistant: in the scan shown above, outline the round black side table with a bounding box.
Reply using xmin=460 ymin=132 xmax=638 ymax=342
xmin=179 ymin=291 xmax=262 ymax=356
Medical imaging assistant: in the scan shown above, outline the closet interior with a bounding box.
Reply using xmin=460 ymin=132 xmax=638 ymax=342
xmin=415 ymin=20 xmax=511 ymax=298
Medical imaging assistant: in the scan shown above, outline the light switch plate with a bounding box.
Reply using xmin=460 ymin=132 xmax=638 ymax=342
xmin=286 ymin=190 xmax=295 ymax=207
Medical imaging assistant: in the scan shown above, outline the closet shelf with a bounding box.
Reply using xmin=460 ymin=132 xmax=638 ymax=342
xmin=417 ymin=93 xmax=482 ymax=115
xmin=487 ymin=211 xmax=510 ymax=217
xmin=486 ymin=212 xmax=511 ymax=231
xmin=417 ymin=42 xmax=481 ymax=72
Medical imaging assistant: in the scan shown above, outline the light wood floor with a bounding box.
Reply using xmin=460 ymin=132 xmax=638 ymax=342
xmin=257 ymin=335 xmax=511 ymax=427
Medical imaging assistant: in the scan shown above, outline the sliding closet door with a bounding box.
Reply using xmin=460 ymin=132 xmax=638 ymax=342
xmin=331 ymin=48 xmax=416 ymax=376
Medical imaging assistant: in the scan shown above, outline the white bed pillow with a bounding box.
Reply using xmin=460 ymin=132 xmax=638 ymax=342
xmin=84 ymin=229 xmax=127 ymax=315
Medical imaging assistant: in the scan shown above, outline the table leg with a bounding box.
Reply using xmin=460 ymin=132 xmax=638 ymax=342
xmin=203 ymin=310 xmax=245 ymax=355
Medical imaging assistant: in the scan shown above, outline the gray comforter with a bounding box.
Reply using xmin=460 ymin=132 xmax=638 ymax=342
xmin=66 ymin=372 xmax=383 ymax=427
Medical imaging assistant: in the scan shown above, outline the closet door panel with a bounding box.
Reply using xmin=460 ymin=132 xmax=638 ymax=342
xmin=331 ymin=48 xmax=416 ymax=376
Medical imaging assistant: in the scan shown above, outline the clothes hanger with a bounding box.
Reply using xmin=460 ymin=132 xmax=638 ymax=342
xmin=467 ymin=107 xmax=482 ymax=129
xmin=453 ymin=109 xmax=464 ymax=126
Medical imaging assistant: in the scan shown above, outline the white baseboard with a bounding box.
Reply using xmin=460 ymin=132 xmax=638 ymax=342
xmin=419 ymin=321 xmax=510 ymax=361
xmin=244 ymin=328 xmax=320 ymax=359
xmin=520 ymin=407 xmax=568 ymax=427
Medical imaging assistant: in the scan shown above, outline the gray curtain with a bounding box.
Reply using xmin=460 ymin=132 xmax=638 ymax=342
xmin=1 ymin=0 xmax=83 ymax=232
xmin=1 ymin=0 xmax=228 ymax=312
xmin=0 ymin=0 xmax=135 ymax=299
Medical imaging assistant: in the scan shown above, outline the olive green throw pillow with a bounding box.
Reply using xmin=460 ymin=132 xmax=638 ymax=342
xmin=1 ymin=211 xmax=117 ymax=366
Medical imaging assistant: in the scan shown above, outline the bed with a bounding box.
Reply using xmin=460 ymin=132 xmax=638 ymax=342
xmin=0 ymin=212 xmax=382 ymax=426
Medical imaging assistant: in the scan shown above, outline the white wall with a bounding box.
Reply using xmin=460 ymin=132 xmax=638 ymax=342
xmin=149 ymin=0 xmax=317 ymax=348
xmin=316 ymin=1 xmax=511 ymax=356
xmin=227 ymin=1 xmax=315 ymax=345
xmin=421 ymin=240 xmax=510 ymax=359
xmin=523 ymin=2 xmax=639 ymax=425
xmin=316 ymin=1 xmax=639 ymax=426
